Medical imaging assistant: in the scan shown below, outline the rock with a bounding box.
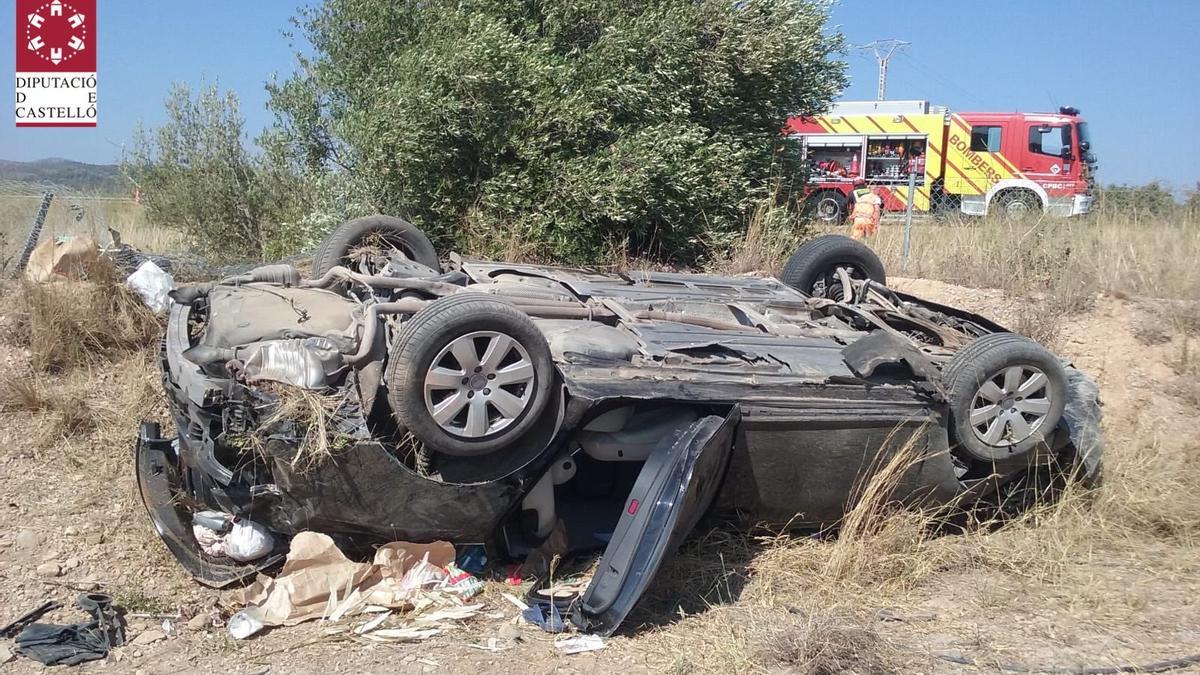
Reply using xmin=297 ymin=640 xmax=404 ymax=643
xmin=64 ymin=526 xmax=79 ymax=536
xmin=0 ymin=645 xmax=14 ymax=664
xmin=497 ymin=624 xmax=523 ymax=641
xmin=186 ymin=613 xmax=211 ymax=631
xmin=130 ymin=629 xmax=166 ymax=646
xmin=37 ymin=562 xmax=62 ymax=577
xmin=74 ymin=578 xmax=100 ymax=591
xmin=15 ymin=529 xmax=39 ymax=550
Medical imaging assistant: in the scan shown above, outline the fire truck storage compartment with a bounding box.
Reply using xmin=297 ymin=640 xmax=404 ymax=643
xmin=803 ymin=134 xmax=863 ymax=182
xmin=866 ymin=136 xmax=927 ymax=184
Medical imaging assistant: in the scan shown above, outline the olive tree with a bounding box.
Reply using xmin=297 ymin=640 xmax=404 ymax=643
xmin=269 ymin=0 xmax=846 ymax=263
xmin=125 ymin=84 xmax=303 ymax=260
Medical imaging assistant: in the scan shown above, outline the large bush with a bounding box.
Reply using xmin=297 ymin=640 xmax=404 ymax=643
xmin=125 ymin=84 xmax=304 ymax=260
xmin=269 ymin=0 xmax=845 ymax=263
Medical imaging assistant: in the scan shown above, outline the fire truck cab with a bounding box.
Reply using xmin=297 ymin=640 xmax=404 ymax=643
xmin=785 ymin=100 xmax=1096 ymax=222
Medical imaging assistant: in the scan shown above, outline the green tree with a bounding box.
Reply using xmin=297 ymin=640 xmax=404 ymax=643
xmin=1095 ymin=181 xmax=1179 ymax=219
xmin=1184 ymin=182 xmax=1200 ymax=222
xmin=268 ymin=0 xmax=846 ymax=263
xmin=125 ymin=84 xmax=303 ymax=260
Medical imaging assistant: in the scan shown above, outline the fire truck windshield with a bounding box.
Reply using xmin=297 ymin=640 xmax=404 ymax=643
xmin=1077 ymin=121 xmax=1096 ymax=162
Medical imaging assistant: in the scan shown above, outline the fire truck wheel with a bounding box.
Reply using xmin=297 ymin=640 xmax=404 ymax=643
xmin=995 ymin=190 xmax=1042 ymax=222
xmin=807 ymin=191 xmax=848 ymax=223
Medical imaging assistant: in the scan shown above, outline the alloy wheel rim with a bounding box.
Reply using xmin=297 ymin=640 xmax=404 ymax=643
xmin=817 ymin=197 xmax=840 ymax=221
xmin=1005 ymin=200 xmax=1031 ymax=219
xmin=423 ymin=331 xmax=535 ymax=438
xmin=968 ymin=365 xmax=1053 ymax=447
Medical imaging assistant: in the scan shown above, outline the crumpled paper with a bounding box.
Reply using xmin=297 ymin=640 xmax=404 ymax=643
xmin=237 ymin=531 xmax=455 ymax=627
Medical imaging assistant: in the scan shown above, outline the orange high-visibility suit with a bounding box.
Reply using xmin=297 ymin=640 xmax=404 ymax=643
xmin=849 ymin=187 xmax=882 ymax=240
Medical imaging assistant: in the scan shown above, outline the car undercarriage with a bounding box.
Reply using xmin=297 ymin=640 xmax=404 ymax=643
xmin=137 ymin=216 xmax=1103 ymax=634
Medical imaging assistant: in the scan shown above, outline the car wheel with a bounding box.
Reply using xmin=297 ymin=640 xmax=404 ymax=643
xmin=943 ymin=333 xmax=1068 ymax=462
xmin=780 ymin=234 xmax=886 ymax=301
xmin=995 ymin=190 xmax=1041 ymax=222
xmin=311 ymin=215 xmax=441 ymax=278
xmin=386 ymin=294 xmax=555 ymax=457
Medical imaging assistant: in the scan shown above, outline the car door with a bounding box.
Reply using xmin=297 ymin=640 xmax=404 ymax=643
xmin=572 ymin=409 xmax=738 ymax=636
xmin=1021 ymin=122 xmax=1073 ymax=183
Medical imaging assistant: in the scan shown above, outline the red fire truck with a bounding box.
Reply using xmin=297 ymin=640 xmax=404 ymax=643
xmin=785 ymin=100 xmax=1097 ymax=222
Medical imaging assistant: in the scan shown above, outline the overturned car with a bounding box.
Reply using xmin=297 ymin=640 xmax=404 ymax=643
xmin=137 ymin=216 xmax=1102 ymax=635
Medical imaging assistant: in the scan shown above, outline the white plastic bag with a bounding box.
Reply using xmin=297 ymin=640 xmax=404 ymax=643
xmin=225 ymin=518 xmax=274 ymax=562
xmin=125 ymin=259 xmax=174 ymax=313
xmin=228 ymin=606 xmax=265 ymax=639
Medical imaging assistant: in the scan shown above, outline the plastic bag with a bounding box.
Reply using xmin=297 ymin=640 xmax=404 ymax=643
xmin=125 ymin=259 xmax=174 ymax=313
xmin=225 ymin=518 xmax=274 ymax=562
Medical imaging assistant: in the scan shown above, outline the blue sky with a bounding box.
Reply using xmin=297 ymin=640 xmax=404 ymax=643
xmin=2 ymin=0 xmax=1197 ymax=188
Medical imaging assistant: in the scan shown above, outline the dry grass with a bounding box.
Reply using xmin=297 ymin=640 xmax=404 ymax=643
xmin=707 ymin=211 xmax=1200 ymax=348
xmin=237 ymin=384 xmax=356 ymax=470
xmin=0 ymin=355 xmax=161 ymax=459
xmin=0 ymin=194 xmax=184 ymax=263
xmin=756 ymin=607 xmax=900 ymax=675
xmin=1 ymin=271 xmax=161 ymax=372
xmin=718 ymin=199 xmax=813 ymax=276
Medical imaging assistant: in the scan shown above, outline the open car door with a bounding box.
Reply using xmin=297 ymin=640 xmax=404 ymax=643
xmin=572 ymin=409 xmax=738 ymax=635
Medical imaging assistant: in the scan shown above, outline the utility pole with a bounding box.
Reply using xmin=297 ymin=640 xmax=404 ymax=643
xmin=854 ymin=39 xmax=910 ymax=100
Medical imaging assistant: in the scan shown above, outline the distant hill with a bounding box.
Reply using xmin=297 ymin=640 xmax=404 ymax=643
xmin=0 ymin=158 xmax=125 ymax=194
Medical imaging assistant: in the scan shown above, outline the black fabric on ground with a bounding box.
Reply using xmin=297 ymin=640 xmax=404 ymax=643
xmin=14 ymin=594 xmax=125 ymax=667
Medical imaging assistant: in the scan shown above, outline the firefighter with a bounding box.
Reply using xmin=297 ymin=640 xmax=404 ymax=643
xmin=848 ymin=180 xmax=882 ymax=240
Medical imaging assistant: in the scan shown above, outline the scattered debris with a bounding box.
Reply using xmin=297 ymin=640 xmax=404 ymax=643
xmin=554 ymin=634 xmax=606 ymax=655
xmin=359 ymin=627 xmax=440 ymax=643
xmin=22 ymin=231 xmax=176 ymax=314
xmin=227 ymin=609 xmax=265 ymax=640
xmin=875 ymin=607 xmax=936 ymax=623
xmin=125 ymin=259 xmax=174 ymax=313
xmin=442 ymin=562 xmax=483 ymax=599
xmin=522 ymin=602 xmax=568 ymax=633
xmin=13 ymin=593 xmax=125 ymax=667
xmin=1 ymin=600 xmax=60 ymax=638
xmin=456 ymin=545 xmax=487 ymax=574
xmin=501 ymin=593 xmax=530 ymax=612
xmin=25 ymin=236 xmax=108 ymax=283
xmin=231 ymin=531 xmax=484 ymax=641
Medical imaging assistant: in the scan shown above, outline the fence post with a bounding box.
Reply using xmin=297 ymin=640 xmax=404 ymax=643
xmin=13 ymin=191 xmax=54 ymax=278
xmin=902 ymin=171 xmax=915 ymax=263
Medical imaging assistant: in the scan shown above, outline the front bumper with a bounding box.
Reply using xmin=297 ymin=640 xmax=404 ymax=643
xmin=135 ymin=422 xmax=285 ymax=587
xmin=1071 ymin=194 xmax=1094 ymax=216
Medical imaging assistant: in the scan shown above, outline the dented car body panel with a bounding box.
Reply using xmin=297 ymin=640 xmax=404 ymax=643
xmin=140 ymin=233 xmax=1104 ymax=634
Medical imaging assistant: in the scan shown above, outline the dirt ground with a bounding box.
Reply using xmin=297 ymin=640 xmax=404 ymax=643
xmin=1 ymin=277 xmax=1198 ymax=674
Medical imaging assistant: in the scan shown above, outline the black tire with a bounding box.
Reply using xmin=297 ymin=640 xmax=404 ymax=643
xmin=943 ymin=333 xmax=1068 ymax=462
xmin=805 ymin=191 xmax=848 ymax=223
xmin=386 ymin=294 xmax=555 ymax=457
xmin=780 ymin=234 xmax=886 ymax=300
xmin=994 ymin=190 xmax=1042 ymax=222
xmin=311 ymin=215 xmax=440 ymax=279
